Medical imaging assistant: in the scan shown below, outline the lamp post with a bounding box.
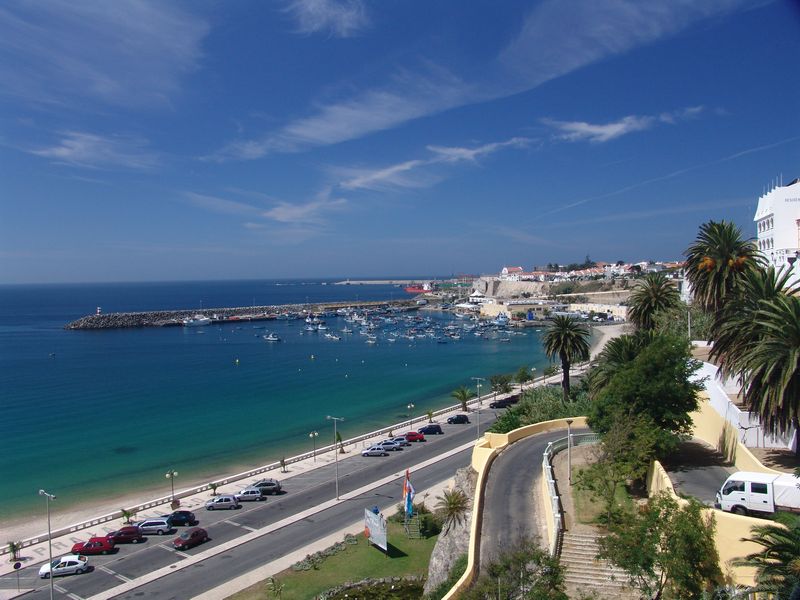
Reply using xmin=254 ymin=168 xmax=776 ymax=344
xmin=471 ymin=376 xmax=485 ymax=407
xmin=327 ymin=415 xmax=344 ymax=500
xmin=39 ymin=489 xmax=56 ymax=600
xmin=309 ymin=430 xmax=319 ymax=462
xmin=531 ymin=367 xmax=536 ymax=385
xmin=566 ymin=419 xmax=573 ymax=485
xmin=165 ymin=469 xmax=178 ymax=502
xmin=407 ymin=403 xmax=415 ymax=430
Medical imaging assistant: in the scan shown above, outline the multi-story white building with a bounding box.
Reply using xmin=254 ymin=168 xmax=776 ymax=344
xmin=754 ymin=177 xmax=800 ymax=286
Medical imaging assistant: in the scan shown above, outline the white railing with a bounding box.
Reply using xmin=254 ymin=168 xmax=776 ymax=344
xmin=542 ymin=433 xmax=600 ymax=556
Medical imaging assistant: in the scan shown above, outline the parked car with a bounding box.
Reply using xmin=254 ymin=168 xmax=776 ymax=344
xmin=390 ymin=436 xmax=411 ymax=447
xmin=205 ymin=495 xmax=239 ymax=510
xmin=404 ymin=431 xmax=426 ymax=443
xmin=136 ymin=518 xmax=174 ymax=535
xmin=489 ymin=397 xmax=517 ymax=409
xmin=378 ymin=439 xmax=403 ymax=451
xmin=106 ymin=526 xmax=144 ymax=544
xmin=361 ymin=445 xmax=388 ymax=457
xmin=167 ymin=510 xmax=198 ymax=526
xmin=235 ymin=486 xmax=268 ymax=502
xmin=418 ymin=423 xmax=443 ymax=435
xmin=447 ymin=414 xmax=471 ymax=424
xmin=71 ymin=537 xmax=115 ymax=555
xmin=251 ymin=478 xmax=282 ymax=495
xmin=39 ymin=555 xmax=89 ymax=579
xmin=173 ymin=527 xmax=208 ymax=550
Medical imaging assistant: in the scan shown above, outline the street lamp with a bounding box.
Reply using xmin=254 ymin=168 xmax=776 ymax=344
xmin=531 ymin=367 xmax=536 ymax=385
xmin=471 ymin=376 xmax=485 ymax=407
xmin=327 ymin=415 xmax=344 ymax=500
xmin=39 ymin=489 xmax=56 ymax=600
xmin=309 ymin=430 xmax=319 ymax=462
xmin=407 ymin=403 xmax=415 ymax=430
xmin=566 ymin=419 xmax=574 ymax=485
xmin=165 ymin=469 xmax=178 ymax=501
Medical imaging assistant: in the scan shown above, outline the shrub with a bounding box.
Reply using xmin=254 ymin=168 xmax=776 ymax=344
xmin=489 ymin=386 xmax=591 ymax=434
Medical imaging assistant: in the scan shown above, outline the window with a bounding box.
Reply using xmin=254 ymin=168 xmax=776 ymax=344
xmin=751 ymin=483 xmax=769 ymax=494
xmin=723 ymin=480 xmax=745 ymax=494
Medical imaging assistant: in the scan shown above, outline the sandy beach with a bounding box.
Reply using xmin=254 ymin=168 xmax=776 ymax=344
xmin=4 ymin=322 xmax=627 ymax=547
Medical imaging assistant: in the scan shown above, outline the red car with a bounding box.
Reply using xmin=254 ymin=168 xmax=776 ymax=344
xmin=173 ymin=527 xmax=208 ymax=551
xmin=404 ymin=431 xmax=426 ymax=443
xmin=71 ymin=537 xmax=115 ymax=555
xmin=106 ymin=526 xmax=144 ymax=544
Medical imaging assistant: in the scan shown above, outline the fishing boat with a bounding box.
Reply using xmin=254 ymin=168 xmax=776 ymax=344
xmin=183 ymin=314 xmax=212 ymax=327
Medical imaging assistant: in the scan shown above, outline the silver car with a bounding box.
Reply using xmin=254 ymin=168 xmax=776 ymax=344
xmin=234 ymin=486 xmax=267 ymax=502
xmin=205 ymin=494 xmax=240 ymax=510
xmin=378 ymin=439 xmax=403 ymax=451
xmin=361 ymin=445 xmax=388 ymax=457
xmin=136 ymin=518 xmax=173 ymax=535
xmin=39 ymin=555 xmax=89 ymax=579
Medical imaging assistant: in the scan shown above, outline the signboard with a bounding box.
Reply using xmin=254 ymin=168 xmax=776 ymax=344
xmin=363 ymin=508 xmax=387 ymax=552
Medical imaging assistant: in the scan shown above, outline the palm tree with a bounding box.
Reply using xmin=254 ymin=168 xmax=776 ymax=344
xmin=435 ymin=488 xmax=470 ymax=535
xmin=587 ymin=331 xmax=654 ymax=398
xmin=710 ymin=266 xmax=798 ymax=380
xmin=627 ymin=273 xmax=680 ymax=331
xmin=451 ymin=386 xmax=475 ymax=412
xmin=734 ymin=512 xmax=800 ymax=598
xmin=737 ymin=293 xmax=800 ymax=438
xmin=542 ymin=315 xmax=590 ymax=405
xmin=684 ymin=220 xmax=761 ymax=313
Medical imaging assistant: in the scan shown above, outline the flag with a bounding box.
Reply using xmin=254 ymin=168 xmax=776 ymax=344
xmin=402 ymin=469 xmax=415 ymax=516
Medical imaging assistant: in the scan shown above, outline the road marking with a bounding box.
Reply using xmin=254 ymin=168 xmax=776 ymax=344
xmin=224 ymin=520 xmax=256 ymax=532
xmin=67 ymin=593 xmax=83 ymax=600
xmin=99 ymin=566 xmax=131 ymax=582
xmin=85 ymin=439 xmax=478 ymax=600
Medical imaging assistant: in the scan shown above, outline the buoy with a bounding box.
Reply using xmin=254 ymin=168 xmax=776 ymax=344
xmin=310 ymin=354 xmax=315 ymax=360
xmin=235 ymin=358 xmax=239 ymax=365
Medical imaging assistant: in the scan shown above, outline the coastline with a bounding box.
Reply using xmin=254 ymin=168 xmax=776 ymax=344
xmin=4 ymin=323 xmax=627 ymax=546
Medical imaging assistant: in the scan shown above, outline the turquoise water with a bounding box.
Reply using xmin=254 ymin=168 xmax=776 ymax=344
xmin=0 ymin=280 xmax=548 ymax=523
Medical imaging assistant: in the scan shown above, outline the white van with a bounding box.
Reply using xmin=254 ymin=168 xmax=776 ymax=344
xmin=715 ymin=471 xmax=800 ymax=516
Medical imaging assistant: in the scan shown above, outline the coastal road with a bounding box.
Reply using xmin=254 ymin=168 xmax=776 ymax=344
xmin=1 ymin=408 xmax=503 ymax=600
xmin=661 ymin=438 xmax=735 ymax=505
xmin=479 ymin=427 xmax=588 ymax=570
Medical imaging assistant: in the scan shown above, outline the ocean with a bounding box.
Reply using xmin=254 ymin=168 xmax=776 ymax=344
xmin=0 ymin=279 xmax=549 ymax=524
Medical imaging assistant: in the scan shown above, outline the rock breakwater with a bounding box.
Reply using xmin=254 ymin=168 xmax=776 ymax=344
xmin=65 ymin=300 xmax=415 ymax=330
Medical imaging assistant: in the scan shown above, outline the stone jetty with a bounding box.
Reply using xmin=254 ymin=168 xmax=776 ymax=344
xmin=65 ymin=300 xmax=417 ymax=330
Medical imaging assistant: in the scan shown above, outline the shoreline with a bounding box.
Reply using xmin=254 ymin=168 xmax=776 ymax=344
xmin=3 ymin=323 xmax=627 ymax=546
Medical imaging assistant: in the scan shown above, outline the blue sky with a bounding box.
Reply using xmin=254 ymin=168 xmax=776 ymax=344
xmin=1 ymin=0 xmax=799 ymax=284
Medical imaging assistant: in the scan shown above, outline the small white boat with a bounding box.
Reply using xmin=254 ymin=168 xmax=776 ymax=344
xmin=325 ymin=333 xmax=341 ymax=340
xmin=366 ymin=339 xmax=377 ymax=345
xmin=341 ymin=327 xmax=353 ymax=334
xmin=263 ymin=333 xmax=280 ymax=342
xmin=183 ymin=314 xmax=212 ymax=327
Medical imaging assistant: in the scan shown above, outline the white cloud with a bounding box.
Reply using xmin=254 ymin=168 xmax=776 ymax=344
xmin=427 ymin=137 xmax=531 ymax=163
xmin=284 ymin=0 xmax=369 ymax=38
xmin=30 ymin=131 xmax=158 ymax=169
xmin=183 ymin=192 xmax=261 ymax=216
xmin=0 ymin=1 xmax=208 ymax=108
xmin=262 ymin=189 xmax=347 ymax=224
xmin=338 ymin=160 xmax=429 ymax=191
xmin=213 ymin=0 xmax=748 ymax=160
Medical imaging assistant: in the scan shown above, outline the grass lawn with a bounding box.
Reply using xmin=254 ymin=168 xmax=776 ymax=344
xmin=229 ymin=521 xmax=438 ymax=600
xmin=572 ymin=472 xmax=635 ymax=525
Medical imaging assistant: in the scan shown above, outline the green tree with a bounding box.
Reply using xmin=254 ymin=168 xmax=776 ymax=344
xmin=120 ymin=508 xmax=137 ymax=524
xmin=461 ymin=538 xmax=567 ymax=600
xmin=489 ymin=373 xmax=513 ymax=396
xmin=587 ymin=331 xmax=654 ymax=399
xmin=489 ymin=386 xmax=592 ymax=434
xmin=451 ymin=386 xmax=475 ymax=412
xmin=652 ymin=301 xmax=714 ymax=341
xmin=514 ymin=365 xmax=532 ymax=386
xmin=599 ymin=493 xmax=723 ymax=599
xmin=575 ymin=415 xmax=658 ymax=524
xmin=627 ymin=272 xmax=680 ymax=331
xmin=684 ymin=220 xmax=761 ymax=314
xmin=588 ymin=334 xmax=703 ymax=455
xmin=734 ymin=512 xmax=800 ymax=598
xmin=435 ymin=488 xmax=470 ymax=535
xmin=542 ymin=315 xmax=591 ymax=405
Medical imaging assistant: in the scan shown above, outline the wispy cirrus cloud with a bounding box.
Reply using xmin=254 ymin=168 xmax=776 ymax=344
xmin=213 ymin=0 xmax=749 ymax=161
xmin=182 ymin=192 xmax=261 ymax=216
xmin=30 ymin=131 xmax=158 ymax=169
xmin=337 ymin=136 xmax=531 ymax=191
xmin=543 ymin=106 xmax=704 ymax=143
xmin=284 ymin=0 xmax=369 ymax=38
xmin=263 ymin=187 xmax=347 ymax=224
xmin=0 ymin=0 xmax=208 ymax=108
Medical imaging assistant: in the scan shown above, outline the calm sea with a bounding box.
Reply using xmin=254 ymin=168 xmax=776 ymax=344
xmin=0 ymin=279 xmax=549 ymax=523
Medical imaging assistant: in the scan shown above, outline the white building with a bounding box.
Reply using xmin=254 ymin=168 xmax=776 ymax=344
xmin=754 ymin=177 xmax=800 ymax=286
xmin=499 ymin=266 xmax=524 ymax=281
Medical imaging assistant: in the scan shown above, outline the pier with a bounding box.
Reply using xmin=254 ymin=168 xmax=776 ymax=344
xmin=64 ymin=299 xmax=418 ymax=330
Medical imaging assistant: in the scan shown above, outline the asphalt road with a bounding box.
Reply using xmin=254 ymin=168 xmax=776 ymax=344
xmin=2 ymin=408 xmax=502 ymax=600
xmin=479 ymin=427 xmax=588 ymax=570
xmin=661 ymin=439 xmax=734 ymax=505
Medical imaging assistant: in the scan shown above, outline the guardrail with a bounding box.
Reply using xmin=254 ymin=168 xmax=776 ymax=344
xmin=542 ymin=433 xmax=599 ymax=556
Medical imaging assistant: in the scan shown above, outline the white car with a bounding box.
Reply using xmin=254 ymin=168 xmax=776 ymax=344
xmin=39 ymin=555 xmax=89 ymax=579
xmin=378 ymin=439 xmax=403 ymax=452
xmin=361 ymin=445 xmax=388 ymax=457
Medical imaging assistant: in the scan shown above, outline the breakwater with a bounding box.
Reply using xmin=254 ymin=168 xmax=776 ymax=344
xmin=65 ymin=299 xmax=417 ymax=330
